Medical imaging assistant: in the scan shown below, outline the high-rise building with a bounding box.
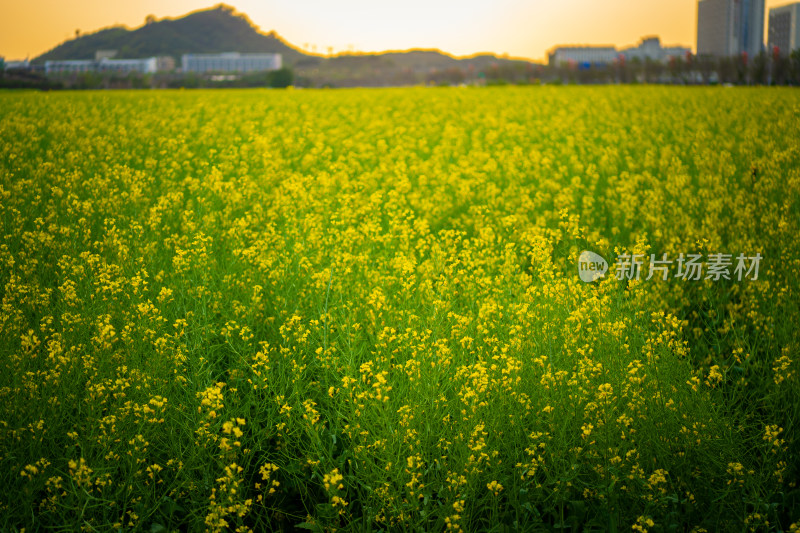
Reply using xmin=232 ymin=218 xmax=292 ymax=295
xmin=768 ymin=2 xmax=800 ymax=56
xmin=697 ymin=0 xmax=765 ymax=57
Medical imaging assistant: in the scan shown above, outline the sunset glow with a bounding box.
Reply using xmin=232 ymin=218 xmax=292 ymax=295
xmin=0 ymin=0 xmax=790 ymax=62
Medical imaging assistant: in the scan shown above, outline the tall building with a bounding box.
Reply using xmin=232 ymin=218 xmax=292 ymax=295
xmin=697 ymin=0 xmax=765 ymax=57
xmin=181 ymin=53 xmax=282 ymax=73
xmin=769 ymin=2 xmax=800 ymax=56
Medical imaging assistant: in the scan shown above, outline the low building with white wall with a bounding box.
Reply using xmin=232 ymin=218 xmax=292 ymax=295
xmin=45 ymin=57 xmax=157 ymax=75
xmin=45 ymin=60 xmax=95 ymax=74
xmin=548 ymin=36 xmax=691 ymax=67
xmin=621 ymin=37 xmax=691 ymax=62
xmin=548 ymin=46 xmax=618 ymax=67
xmin=181 ymin=52 xmax=282 ymax=73
xmin=96 ymin=57 xmax=157 ymax=74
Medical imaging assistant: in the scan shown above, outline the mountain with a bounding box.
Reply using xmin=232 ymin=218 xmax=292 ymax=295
xmin=33 ymin=4 xmax=305 ymax=65
xmin=31 ymin=4 xmax=538 ymax=87
xmin=292 ymin=49 xmax=538 ymax=88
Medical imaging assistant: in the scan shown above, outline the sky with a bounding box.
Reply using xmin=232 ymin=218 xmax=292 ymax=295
xmin=0 ymin=0 xmax=791 ymax=62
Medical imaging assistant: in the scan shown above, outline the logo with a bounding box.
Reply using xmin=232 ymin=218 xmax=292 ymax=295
xmin=576 ymin=249 xmax=762 ymax=283
xmin=578 ymin=250 xmax=608 ymax=283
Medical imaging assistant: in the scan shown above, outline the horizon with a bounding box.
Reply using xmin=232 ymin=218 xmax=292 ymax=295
xmin=0 ymin=0 xmax=792 ymax=62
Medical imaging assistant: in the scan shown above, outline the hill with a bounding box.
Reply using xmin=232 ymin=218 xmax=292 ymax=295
xmin=33 ymin=4 xmax=305 ymax=65
xmin=292 ymin=49 xmax=537 ymax=87
xmin=31 ymin=4 xmax=538 ymax=86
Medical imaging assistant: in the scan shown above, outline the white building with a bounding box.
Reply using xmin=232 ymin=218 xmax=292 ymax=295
xmin=45 ymin=57 xmax=157 ymax=75
xmin=697 ymin=0 xmax=765 ymax=57
xmin=45 ymin=59 xmax=95 ymax=74
xmin=621 ymin=37 xmax=691 ymax=63
xmin=548 ymin=46 xmax=618 ymax=67
xmin=3 ymin=59 xmax=30 ymax=70
xmin=769 ymin=2 xmax=800 ymax=55
xmin=548 ymin=37 xmax=690 ymax=67
xmin=96 ymin=57 xmax=157 ymax=74
xmin=181 ymin=52 xmax=282 ymax=73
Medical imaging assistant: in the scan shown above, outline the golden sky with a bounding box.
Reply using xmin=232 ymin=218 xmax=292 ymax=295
xmin=0 ymin=0 xmax=791 ymax=62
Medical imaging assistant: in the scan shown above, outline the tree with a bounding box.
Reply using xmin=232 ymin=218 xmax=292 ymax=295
xmin=643 ymin=57 xmax=663 ymax=83
xmin=696 ymin=55 xmax=716 ymax=84
xmin=615 ymin=56 xmax=630 ymax=84
xmin=751 ymin=52 xmax=768 ymax=85
xmin=667 ymin=56 xmax=680 ymax=84
xmin=771 ymin=47 xmax=789 ymax=85
xmin=736 ymin=53 xmax=748 ymax=84
xmin=717 ymin=56 xmax=736 ymax=84
xmin=267 ymin=67 xmax=293 ymax=88
xmin=628 ymin=57 xmax=643 ymax=83
xmin=790 ymin=49 xmax=800 ymax=85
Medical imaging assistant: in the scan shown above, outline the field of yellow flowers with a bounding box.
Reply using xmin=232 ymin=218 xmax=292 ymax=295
xmin=1 ymin=86 xmax=799 ymax=532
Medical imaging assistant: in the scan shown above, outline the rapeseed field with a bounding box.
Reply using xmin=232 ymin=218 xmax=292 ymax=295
xmin=1 ymin=86 xmax=798 ymax=531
